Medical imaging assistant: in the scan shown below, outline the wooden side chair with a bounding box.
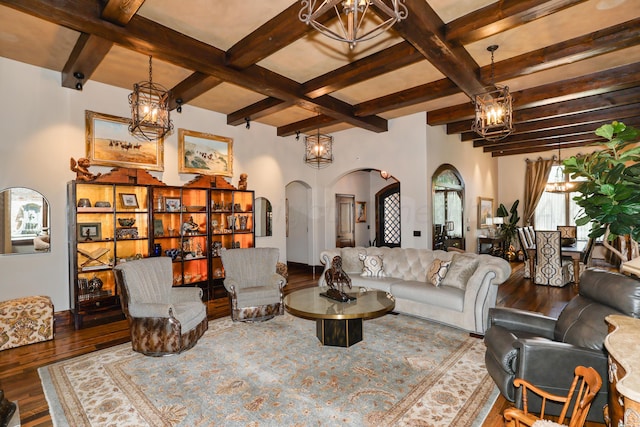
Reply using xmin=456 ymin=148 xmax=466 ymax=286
xmin=503 ymin=366 xmax=602 ymax=427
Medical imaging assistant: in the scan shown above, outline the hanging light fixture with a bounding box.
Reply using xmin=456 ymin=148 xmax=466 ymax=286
xmin=546 ymin=147 xmax=577 ymax=193
xmin=304 ymin=127 xmax=333 ymax=169
xmin=128 ymin=56 xmax=173 ymax=141
xmin=299 ymin=0 xmax=408 ymax=49
xmin=471 ymin=45 xmax=513 ymax=141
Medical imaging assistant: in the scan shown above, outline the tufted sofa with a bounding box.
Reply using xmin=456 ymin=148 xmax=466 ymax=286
xmin=319 ymin=247 xmax=511 ymax=334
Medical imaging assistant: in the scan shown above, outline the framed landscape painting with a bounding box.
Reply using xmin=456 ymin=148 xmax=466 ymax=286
xmin=85 ymin=110 xmax=164 ymax=171
xmin=178 ymin=129 xmax=233 ymax=176
xmin=478 ymin=197 xmax=493 ymax=229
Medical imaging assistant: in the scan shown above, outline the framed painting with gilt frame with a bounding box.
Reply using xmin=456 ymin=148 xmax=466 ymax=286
xmin=478 ymin=197 xmax=494 ymax=229
xmin=178 ymin=129 xmax=233 ymax=176
xmin=85 ymin=110 xmax=164 ymax=171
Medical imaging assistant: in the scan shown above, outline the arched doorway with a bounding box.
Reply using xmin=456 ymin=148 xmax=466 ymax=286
xmin=432 ymin=164 xmax=465 ymax=251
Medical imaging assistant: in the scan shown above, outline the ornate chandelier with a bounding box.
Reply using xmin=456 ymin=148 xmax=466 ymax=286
xmin=304 ymin=128 xmax=333 ymax=169
xmin=471 ymin=45 xmax=513 ymax=141
xmin=128 ymin=56 xmax=173 ymax=141
xmin=299 ymin=0 xmax=408 ymax=49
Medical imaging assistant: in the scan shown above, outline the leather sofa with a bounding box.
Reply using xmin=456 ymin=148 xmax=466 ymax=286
xmin=319 ymin=247 xmax=511 ymax=334
xmin=484 ymin=269 xmax=640 ymax=422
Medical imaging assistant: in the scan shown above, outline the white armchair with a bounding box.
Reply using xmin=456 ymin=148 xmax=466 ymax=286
xmin=220 ymin=248 xmax=286 ymax=322
xmin=114 ymin=257 xmax=208 ymax=356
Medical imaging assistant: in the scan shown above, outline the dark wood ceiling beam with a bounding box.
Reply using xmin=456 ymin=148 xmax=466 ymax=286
xmin=101 ymin=0 xmax=144 ymax=25
xmin=2 ymin=0 xmax=388 ymax=133
xmin=485 ymin=132 xmax=605 ymax=153
xmin=446 ymin=86 xmax=640 ymax=134
xmin=459 ymin=102 xmax=640 ymax=142
xmin=227 ymin=98 xmax=293 ymax=126
xmin=277 ymin=115 xmax=341 ymax=137
xmin=445 ymin=0 xmax=588 ymax=45
xmin=168 ymin=72 xmax=223 ymax=110
xmin=302 ymin=42 xmax=423 ymax=98
xmin=355 ymin=77 xmax=460 ymax=117
xmin=429 ymin=62 xmax=640 ymax=126
xmin=61 ymin=33 xmax=113 ymax=89
xmin=225 ymin=3 xmax=322 ymax=69
xmin=474 ymin=122 xmax=611 ymax=148
xmin=489 ymin=140 xmax=601 ymax=157
xmin=62 ymin=0 xmax=144 ymax=90
xmin=392 ymin=0 xmax=485 ymax=97
xmin=488 ymin=17 xmax=640 ymax=82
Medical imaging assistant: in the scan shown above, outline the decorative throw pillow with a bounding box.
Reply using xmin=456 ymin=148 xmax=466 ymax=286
xmin=359 ymin=254 xmax=385 ymax=277
xmin=441 ymin=254 xmax=479 ymax=290
xmin=427 ymin=259 xmax=451 ymax=287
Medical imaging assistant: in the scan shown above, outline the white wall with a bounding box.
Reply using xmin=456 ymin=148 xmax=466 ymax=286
xmin=0 ymin=57 xmax=499 ymax=312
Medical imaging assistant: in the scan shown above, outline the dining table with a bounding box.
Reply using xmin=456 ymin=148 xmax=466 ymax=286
xmin=527 ymin=239 xmax=588 ymax=286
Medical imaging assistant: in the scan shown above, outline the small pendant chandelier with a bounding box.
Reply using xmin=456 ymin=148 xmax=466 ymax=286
xmin=299 ymin=0 xmax=408 ymax=49
xmin=304 ymin=127 xmax=333 ymax=169
xmin=128 ymin=56 xmax=173 ymax=141
xmin=471 ymin=45 xmax=513 ymax=141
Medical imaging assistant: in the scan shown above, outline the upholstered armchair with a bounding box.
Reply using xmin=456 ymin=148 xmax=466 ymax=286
xmin=220 ymin=247 xmax=286 ymax=322
xmin=114 ymin=257 xmax=208 ymax=356
xmin=534 ymin=230 xmax=573 ymax=286
xmin=484 ymin=269 xmax=640 ymax=423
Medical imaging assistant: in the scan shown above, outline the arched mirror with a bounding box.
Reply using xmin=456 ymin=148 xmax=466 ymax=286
xmin=0 ymin=187 xmax=50 ymax=255
xmin=432 ymin=165 xmax=464 ymax=251
xmin=255 ymin=197 xmax=272 ymax=237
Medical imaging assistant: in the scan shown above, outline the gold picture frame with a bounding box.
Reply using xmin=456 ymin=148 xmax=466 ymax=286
xmin=356 ymin=201 xmax=367 ymax=223
xmin=478 ymin=197 xmax=494 ymax=229
xmin=178 ymin=129 xmax=233 ymax=176
xmin=85 ymin=110 xmax=164 ymax=171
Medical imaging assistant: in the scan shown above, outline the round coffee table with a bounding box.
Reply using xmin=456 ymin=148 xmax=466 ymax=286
xmin=284 ymin=287 xmax=395 ymax=347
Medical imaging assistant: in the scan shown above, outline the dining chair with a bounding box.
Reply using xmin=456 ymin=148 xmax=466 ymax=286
xmin=525 ymin=226 xmax=536 ymax=248
xmin=557 ymin=225 xmax=578 ymax=247
xmin=503 ymin=366 xmax=602 ymax=427
xmin=568 ymin=238 xmax=595 ymax=283
xmin=534 ymin=230 xmax=573 ymax=286
xmin=517 ymin=227 xmax=533 ymax=278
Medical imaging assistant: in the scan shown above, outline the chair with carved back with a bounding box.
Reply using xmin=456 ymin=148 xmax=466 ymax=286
xmin=503 ymin=366 xmax=602 ymax=427
xmin=517 ymin=227 xmax=533 ymax=279
xmin=534 ymin=230 xmax=573 ymax=286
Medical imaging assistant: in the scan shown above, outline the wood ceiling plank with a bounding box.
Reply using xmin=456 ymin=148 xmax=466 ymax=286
xmin=302 ymin=42 xmax=423 ymax=98
xmin=277 ymin=115 xmax=340 ymax=137
xmin=169 ymin=72 xmax=223 ymax=110
xmin=489 ymin=139 xmax=601 ymax=157
xmin=61 ymin=33 xmax=113 ymax=89
xmin=445 ymin=0 xmax=588 ymax=45
xmin=225 ymin=3 xmax=319 ymax=69
xmin=459 ymin=102 xmax=640 ymax=141
xmin=1 ymin=0 xmax=388 ymax=133
xmin=227 ymin=98 xmax=293 ymax=126
xmin=101 ymin=0 xmax=145 ymax=26
xmin=392 ymin=0 xmax=485 ymax=97
xmin=428 ymin=62 xmax=640 ymax=126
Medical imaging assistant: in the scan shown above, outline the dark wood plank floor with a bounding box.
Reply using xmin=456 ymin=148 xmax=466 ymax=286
xmin=0 ymin=261 xmax=610 ymax=427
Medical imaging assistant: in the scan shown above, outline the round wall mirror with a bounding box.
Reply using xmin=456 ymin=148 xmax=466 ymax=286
xmin=0 ymin=187 xmax=50 ymax=255
xmin=255 ymin=197 xmax=272 ymax=237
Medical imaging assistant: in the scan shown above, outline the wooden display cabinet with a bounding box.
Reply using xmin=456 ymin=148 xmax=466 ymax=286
xmin=68 ymin=182 xmax=149 ymax=329
xmin=150 ymin=187 xmax=209 ymax=298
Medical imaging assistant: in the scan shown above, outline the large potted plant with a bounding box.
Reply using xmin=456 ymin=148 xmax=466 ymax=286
xmin=496 ymin=200 xmax=520 ymax=260
xmin=562 ymin=121 xmax=640 ymax=267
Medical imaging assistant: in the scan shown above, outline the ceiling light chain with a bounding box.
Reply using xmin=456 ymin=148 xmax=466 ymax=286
xmin=128 ymin=55 xmax=173 ymax=141
xmin=299 ymin=0 xmax=408 ymax=49
xmin=471 ymin=45 xmax=514 ymax=141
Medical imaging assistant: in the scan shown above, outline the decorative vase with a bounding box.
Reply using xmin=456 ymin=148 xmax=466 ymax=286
xmin=153 ymin=243 xmax=162 ymax=257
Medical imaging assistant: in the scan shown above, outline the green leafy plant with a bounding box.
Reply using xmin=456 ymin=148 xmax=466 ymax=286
xmin=562 ymin=121 xmax=640 ymax=259
xmin=497 ymin=200 xmax=520 ymax=248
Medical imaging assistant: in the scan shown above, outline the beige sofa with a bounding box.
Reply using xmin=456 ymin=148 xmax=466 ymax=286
xmin=319 ymin=247 xmax=511 ymax=334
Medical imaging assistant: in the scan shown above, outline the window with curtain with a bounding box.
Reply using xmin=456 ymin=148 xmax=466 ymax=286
xmin=534 ymin=164 xmax=590 ymax=240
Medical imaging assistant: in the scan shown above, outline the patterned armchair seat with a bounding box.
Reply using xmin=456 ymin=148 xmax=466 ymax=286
xmin=0 ymin=295 xmax=53 ymax=351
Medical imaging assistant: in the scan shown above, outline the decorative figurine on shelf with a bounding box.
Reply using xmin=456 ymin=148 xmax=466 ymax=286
xmin=322 ymin=256 xmax=356 ymax=302
xmin=182 ymin=216 xmax=199 ymax=235
xmin=70 ymin=157 xmax=101 ymax=181
xmin=238 ymin=173 xmax=248 ymax=190
xmin=239 ymin=215 xmax=248 ymax=230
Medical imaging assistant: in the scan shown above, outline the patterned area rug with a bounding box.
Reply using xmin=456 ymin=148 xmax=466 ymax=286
xmin=39 ymin=313 xmax=498 ymax=426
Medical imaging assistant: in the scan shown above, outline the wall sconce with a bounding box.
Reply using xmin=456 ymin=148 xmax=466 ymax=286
xmin=380 ymin=170 xmax=391 ymax=180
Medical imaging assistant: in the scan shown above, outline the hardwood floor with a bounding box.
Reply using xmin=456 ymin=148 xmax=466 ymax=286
xmin=0 ymin=261 xmax=609 ymax=426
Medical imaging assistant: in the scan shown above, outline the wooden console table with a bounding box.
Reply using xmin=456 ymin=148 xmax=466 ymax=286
xmin=477 ymin=236 xmax=503 ymax=255
xmin=604 ymin=315 xmax=640 ymax=427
